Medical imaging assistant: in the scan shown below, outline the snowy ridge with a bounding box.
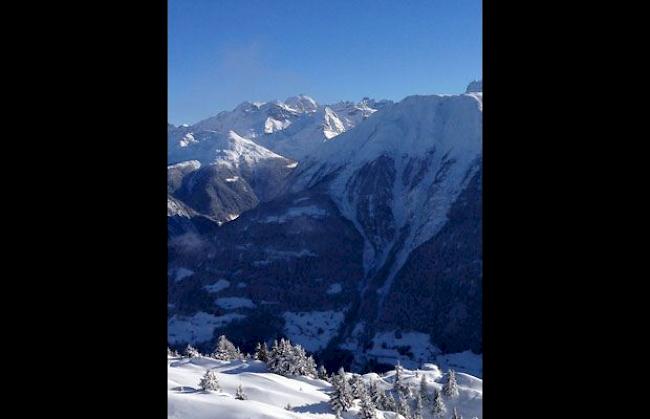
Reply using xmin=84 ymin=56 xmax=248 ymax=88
xmin=169 ymin=160 xmax=202 ymax=171
xmin=191 ymin=96 xmax=317 ymax=138
xmin=170 ymin=95 xmax=390 ymax=163
xmin=168 ymin=195 xmax=195 ymax=218
xmin=169 ymin=129 xmax=288 ymax=167
xmin=465 ymin=80 xmax=482 ymax=93
xmin=323 ymin=106 xmax=347 ymax=139
xmin=290 ymin=92 xmax=482 ymax=300
xmin=284 ymin=94 xmax=319 ymax=113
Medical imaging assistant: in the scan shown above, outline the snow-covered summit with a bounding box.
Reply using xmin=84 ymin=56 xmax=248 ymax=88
xmin=465 ymin=80 xmax=482 ymax=93
xmin=172 ymin=95 xmax=392 ymax=162
xmin=168 ymin=128 xmax=290 ymax=168
xmin=297 ymin=93 xmax=481 ymax=172
xmin=284 ymin=94 xmax=319 ymax=113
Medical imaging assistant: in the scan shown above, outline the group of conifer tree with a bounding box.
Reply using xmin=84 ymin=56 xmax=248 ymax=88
xmin=329 ymin=362 xmax=466 ymax=419
xmin=169 ymin=336 xmax=476 ymax=419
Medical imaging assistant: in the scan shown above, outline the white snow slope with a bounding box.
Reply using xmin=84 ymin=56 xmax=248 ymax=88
xmin=290 ymin=91 xmax=483 ymax=307
xmin=168 ymin=129 xmax=289 ymax=168
xmin=168 ymin=356 xmax=482 ymax=419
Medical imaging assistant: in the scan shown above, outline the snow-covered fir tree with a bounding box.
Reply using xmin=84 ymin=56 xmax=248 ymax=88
xmin=368 ymin=380 xmax=383 ymax=406
xmin=419 ymin=374 xmax=431 ymax=403
xmin=431 ymin=389 xmax=447 ymax=418
xmin=198 ymin=369 xmax=220 ymax=392
xmin=303 ymin=354 xmax=317 ymax=377
xmin=235 ymin=383 xmax=247 ymax=400
xmin=267 ymin=339 xmax=288 ymax=374
xmin=382 ymin=391 xmax=397 ymax=413
xmin=451 ymin=407 xmax=462 ymax=419
xmin=350 ymin=374 xmax=366 ymax=399
xmin=396 ymin=392 xmax=412 ymax=419
xmin=254 ymin=342 xmax=269 ymax=363
xmin=213 ymin=335 xmax=240 ymax=361
xmin=293 ymin=344 xmax=318 ymax=376
xmin=266 ymin=338 xmax=317 ymax=377
xmin=357 ymin=391 xmax=377 ymax=419
xmin=394 ymin=362 xmax=412 ymax=399
xmin=329 ymin=367 xmax=354 ymax=414
xmin=413 ymin=393 xmax=424 ymax=419
xmin=318 ymin=364 xmax=329 ymax=381
xmin=442 ymin=369 xmax=460 ymax=399
xmin=184 ymin=344 xmax=200 ymax=358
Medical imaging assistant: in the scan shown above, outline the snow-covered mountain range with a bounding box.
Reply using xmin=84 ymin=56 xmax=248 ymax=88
xmin=171 ymin=95 xmax=392 ymax=162
xmin=168 ymin=82 xmax=482 ymax=374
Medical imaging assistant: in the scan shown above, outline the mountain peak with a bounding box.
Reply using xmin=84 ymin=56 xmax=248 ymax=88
xmin=465 ymin=80 xmax=482 ymax=93
xmin=284 ymin=95 xmax=318 ymax=112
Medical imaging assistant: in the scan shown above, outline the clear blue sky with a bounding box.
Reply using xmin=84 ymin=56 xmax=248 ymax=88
xmin=168 ymin=0 xmax=482 ymax=125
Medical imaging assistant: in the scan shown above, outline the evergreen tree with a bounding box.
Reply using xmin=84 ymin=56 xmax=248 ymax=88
xmin=413 ymin=393 xmax=424 ymax=419
xmin=419 ymin=374 xmax=431 ymax=403
xmin=294 ymin=345 xmax=317 ymax=376
xmin=396 ymin=393 xmax=412 ymax=419
xmin=184 ymin=344 xmax=200 ymax=358
xmin=442 ymin=370 xmax=459 ymax=399
xmin=267 ymin=339 xmax=282 ymax=371
xmin=382 ymin=391 xmax=397 ymax=413
xmin=357 ymin=391 xmax=377 ymax=419
xmin=268 ymin=339 xmax=292 ymax=375
xmin=235 ymin=383 xmax=247 ymax=400
xmin=450 ymin=407 xmax=462 ymax=419
xmin=394 ymin=362 xmax=412 ymax=399
xmin=254 ymin=342 xmax=269 ymax=363
xmin=350 ymin=374 xmax=366 ymax=399
xmin=198 ymin=369 xmax=220 ymax=392
xmin=318 ymin=364 xmax=329 ymax=381
xmin=431 ymin=389 xmax=447 ymax=418
xmin=368 ymin=381 xmax=383 ymax=407
xmin=266 ymin=338 xmax=317 ymax=377
xmin=329 ymin=367 xmax=354 ymax=414
xmin=213 ymin=335 xmax=239 ymax=361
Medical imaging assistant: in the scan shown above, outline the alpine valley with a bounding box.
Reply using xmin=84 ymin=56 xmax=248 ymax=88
xmin=168 ymin=82 xmax=482 ymax=376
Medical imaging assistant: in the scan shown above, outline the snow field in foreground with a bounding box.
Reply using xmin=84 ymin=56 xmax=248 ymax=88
xmin=168 ymin=357 xmax=482 ymax=418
